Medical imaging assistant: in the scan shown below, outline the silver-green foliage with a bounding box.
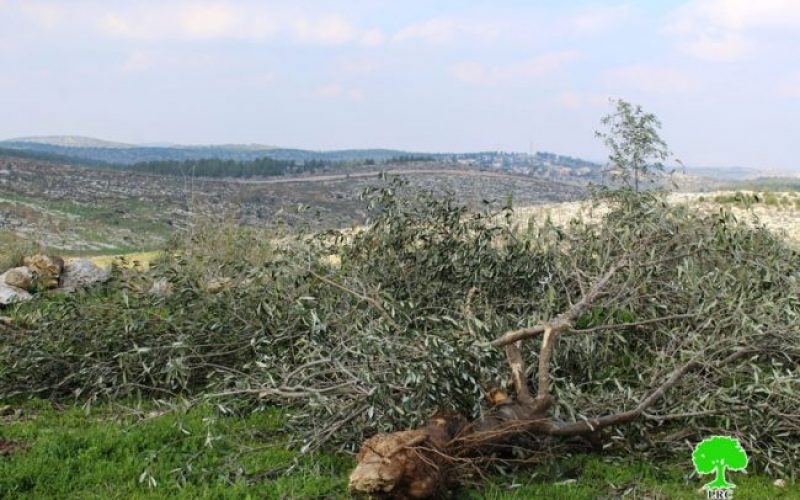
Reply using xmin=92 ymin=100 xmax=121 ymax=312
xmin=0 ymin=179 xmax=798 ymax=475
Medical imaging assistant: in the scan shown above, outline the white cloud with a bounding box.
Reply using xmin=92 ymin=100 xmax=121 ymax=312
xmin=669 ymin=0 xmax=800 ymax=32
xmin=100 ymin=4 xmax=265 ymax=41
xmin=567 ymin=5 xmax=633 ymax=34
xmin=604 ymin=65 xmax=699 ymax=94
xmin=178 ymin=3 xmax=240 ymax=39
xmin=16 ymin=1 xmax=63 ymax=30
xmin=677 ymin=32 xmax=754 ymax=62
xmin=393 ymin=17 xmax=502 ymax=45
xmin=291 ymin=14 xmax=357 ymax=45
xmin=666 ymin=0 xmax=800 ymax=61
xmin=99 ymin=3 xmax=379 ymax=46
xmin=394 ymin=6 xmax=633 ymax=46
xmin=394 ymin=17 xmax=457 ymax=44
xmin=449 ymin=50 xmax=580 ymax=86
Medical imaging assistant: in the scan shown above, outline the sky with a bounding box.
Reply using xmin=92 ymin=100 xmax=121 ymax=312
xmin=1 ymin=0 xmax=800 ymax=170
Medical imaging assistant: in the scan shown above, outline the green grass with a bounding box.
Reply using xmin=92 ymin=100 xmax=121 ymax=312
xmin=0 ymin=402 xmax=795 ymax=499
xmin=0 ymin=191 xmax=173 ymax=255
xmin=0 ymin=401 xmax=350 ymax=498
xmin=477 ymin=456 xmax=795 ymax=499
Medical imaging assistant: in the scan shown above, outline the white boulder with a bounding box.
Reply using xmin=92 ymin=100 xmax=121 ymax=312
xmin=59 ymin=259 xmax=110 ymax=291
xmin=0 ymin=284 xmax=32 ymax=306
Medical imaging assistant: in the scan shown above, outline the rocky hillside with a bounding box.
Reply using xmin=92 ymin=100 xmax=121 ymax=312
xmin=0 ymin=156 xmax=585 ymax=253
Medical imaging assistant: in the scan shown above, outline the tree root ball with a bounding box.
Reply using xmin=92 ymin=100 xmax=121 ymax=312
xmin=349 ymin=412 xmax=466 ymax=498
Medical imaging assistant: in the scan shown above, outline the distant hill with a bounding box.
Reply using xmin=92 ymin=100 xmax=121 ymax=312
xmin=683 ymin=166 xmax=769 ymax=181
xmin=7 ymin=136 xmax=134 ymax=149
xmin=0 ymin=137 xmax=421 ymax=165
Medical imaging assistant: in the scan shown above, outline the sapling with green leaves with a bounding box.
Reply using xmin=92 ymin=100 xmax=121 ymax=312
xmin=596 ymin=98 xmax=671 ymax=193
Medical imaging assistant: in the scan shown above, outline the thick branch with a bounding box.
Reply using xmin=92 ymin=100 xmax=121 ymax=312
xmin=504 ymin=341 xmax=533 ymax=405
xmin=536 ymin=325 xmax=555 ymax=400
xmin=492 ymin=258 xmax=627 ymax=347
xmin=539 ymin=356 xmax=699 ymax=436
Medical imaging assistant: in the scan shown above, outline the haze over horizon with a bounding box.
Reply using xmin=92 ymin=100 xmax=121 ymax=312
xmin=2 ymin=1 xmax=800 ymax=170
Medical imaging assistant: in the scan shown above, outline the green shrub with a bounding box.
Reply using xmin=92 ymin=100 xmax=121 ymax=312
xmin=764 ymin=192 xmax=780 ymax=206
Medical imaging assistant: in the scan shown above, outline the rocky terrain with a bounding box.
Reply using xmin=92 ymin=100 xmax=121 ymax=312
xmin=0 ymin=253 xmax=108 ymax=306
xmin=0 ymin=156 xmax=585 ymax=253
xmin=516 ymin=191 xmax=800 ymax=246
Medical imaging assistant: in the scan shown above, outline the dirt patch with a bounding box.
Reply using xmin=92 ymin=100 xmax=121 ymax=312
xmin=0 ymin=439 xmax=27 ymax=456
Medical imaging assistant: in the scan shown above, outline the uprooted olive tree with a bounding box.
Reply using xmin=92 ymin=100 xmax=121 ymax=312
xmin=0 ymin=180 xmax=798 ymax=495
xmin=1 ymin=103 xmax=798 ymax=496
xmin=346 ymin=182 xmax=800 ymax=496
xmin=345 ymin=100 xmax=799 ymax=496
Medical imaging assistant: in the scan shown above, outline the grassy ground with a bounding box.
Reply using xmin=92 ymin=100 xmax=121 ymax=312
xmin=0 ymin=192 xmax=173 ymax=254
xmin=0 ymin=402 xmax=794 ymax=499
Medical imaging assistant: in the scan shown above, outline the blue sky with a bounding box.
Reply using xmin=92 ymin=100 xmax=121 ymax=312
xmin=1 ymin=1 xmax=799 ymax=169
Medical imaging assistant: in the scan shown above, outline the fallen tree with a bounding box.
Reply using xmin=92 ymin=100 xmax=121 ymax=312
xmin=1 ymin=182 xmax=798 ymax=495
xmin=348 ymin=250 xmax=760 ymax=497
xmin=348 ymin=100 xmax=800 ymax=496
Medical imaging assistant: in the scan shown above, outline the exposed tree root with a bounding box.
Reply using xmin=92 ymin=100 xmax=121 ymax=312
xmin=348 ymin=258 xmax=713 ymax=498
xmin=348 ymin=413 xmax=467 ymax=498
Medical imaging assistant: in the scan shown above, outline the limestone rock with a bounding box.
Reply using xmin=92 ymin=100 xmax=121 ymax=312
xmin=23 ymin=254 xmax=64 ymax=289
xmin=0 ymin=267 xmax=33 ymax=291
xmin=0 ymin=284 xmax=32 ymax=306
xmin=59 ymin=259 xmax=109 ymax=291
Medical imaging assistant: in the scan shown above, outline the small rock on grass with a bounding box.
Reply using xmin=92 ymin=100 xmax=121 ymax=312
xmin=0 ymin=284 xmax=32 ymax=306
xmin=0 ymin=267 xmax=34 ymax=291
xmin=23 ymin=254 xmax=64 ymax=289
xmin=59 ymin=259 xmax=109 ymax=291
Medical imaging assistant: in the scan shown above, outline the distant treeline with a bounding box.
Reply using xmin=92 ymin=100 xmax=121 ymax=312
xmin=0 ymin=147 xmax=110 ymax=168
xmin=0 ymin=144 xmax=438 ymax=178
xmin=535 ymin=151 xmax=599 ymax=169
xmin=129 ymin=157 xmax=309 ymax=178
xmin=126 ymin=155 xmax=436 ymax=178
xmin=724 ymin=177 xmax=800 ymax=192
xmin=363 ymin=155 xmax=436 ymax=165
xmin=0 ymin=141 xmax=433 ymax=165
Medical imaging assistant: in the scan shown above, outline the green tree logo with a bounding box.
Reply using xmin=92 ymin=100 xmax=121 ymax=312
xmin=692 ymin=436 xmax=749 ymax=490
